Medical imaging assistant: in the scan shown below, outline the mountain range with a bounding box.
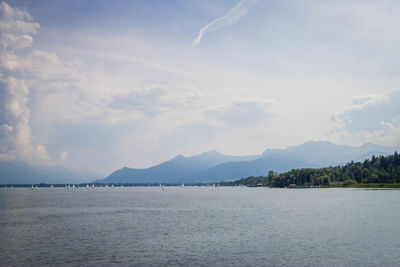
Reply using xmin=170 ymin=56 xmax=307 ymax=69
xmin=96 ymin=150 xmax=260 ymax=184
xmin=1 ymin=141 xmax=398 ymax=185
xmin=0 ymin=160 xmax=86 ymax=185
xmin=96 ymin=141 xmax=399 ymax=184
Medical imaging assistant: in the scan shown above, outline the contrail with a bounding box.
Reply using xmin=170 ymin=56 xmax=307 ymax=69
xmin=192 ymin=0 xmax=258 ymax=46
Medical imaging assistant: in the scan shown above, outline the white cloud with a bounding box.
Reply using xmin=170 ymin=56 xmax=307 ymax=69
xmin=0 ymin=2 xmax=49 ymax=162
xmin=0 ymin=2 xmax=217 ymax=171
xmin=0 ymin=1 xmax=39 ymax=44
xmin=192 ymin=0 xmax=258 ymax=46
xmin=0 ymin=74 xmax=50 ymax=162
xmin=332 ymin=89 xmax=400 ymax=146
xmin=2 ymin=0 xmax=400 ymax=173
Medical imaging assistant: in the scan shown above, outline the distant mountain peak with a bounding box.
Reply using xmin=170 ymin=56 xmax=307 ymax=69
xmin=303 ymin=140 xmax=333 ymax=145
xmin=95 ymin=141 xmax=399 ymax=184
xmin=199 ymin=149 xmax=221 ymax=156
xmin=171 ymin=154 xmax=185 ymax=162
xmin=0 ymin=160 xmax=86 ymax=184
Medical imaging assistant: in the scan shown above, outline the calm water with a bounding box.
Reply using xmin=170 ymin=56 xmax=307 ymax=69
xmin=0 ymin=187 xmax=400 ymax=266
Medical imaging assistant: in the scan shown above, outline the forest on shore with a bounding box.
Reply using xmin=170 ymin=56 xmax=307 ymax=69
xmin=220 ymin=152 xmax=400 ymax=188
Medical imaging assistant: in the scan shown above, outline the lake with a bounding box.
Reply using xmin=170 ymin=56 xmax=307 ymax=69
xmin=1 ymin=187 xmax=400 ymax=266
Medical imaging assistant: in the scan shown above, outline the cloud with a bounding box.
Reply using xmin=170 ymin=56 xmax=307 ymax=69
xmin=332 ymin=89 xmax=400 ymax=145
xmin=60 ymin=151 xmax=68 ymax=160
xmin=110 ymin=87 xmax=174 ymax=117
xmin=0 ymin=2 xmax=133 ymax=165
xmin=5 ymin=0 xmax=400 ymax=173
xmin=0 ymin=2 xmax=49 ymax=162
xmin=0 ymin=2 xmax=39 ymax=45
xmin=192 ymin=0 xmax=258 ymax=46
xmin=205 ymin=99 xmax=279 ymax=128
xmin=0 ymin=2 xmax=225 ymax=170
xmin=175 ymin=123 xmax=218 ymax=137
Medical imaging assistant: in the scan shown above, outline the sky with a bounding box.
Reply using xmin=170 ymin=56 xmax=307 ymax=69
xmin=1 ymin=0 xmax=400 ymax=175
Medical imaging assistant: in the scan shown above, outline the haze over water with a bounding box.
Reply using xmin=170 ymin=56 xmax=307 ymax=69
xmin=1 ymin=187 xmax=399 ymax=266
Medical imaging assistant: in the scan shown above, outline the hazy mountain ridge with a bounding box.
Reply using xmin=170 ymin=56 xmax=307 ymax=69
xmin=185 ymin=155 xmax=314 ymax=183
xmin=262 ymin=141 xmax=397 ymax=166
xmin=0 ymin=160 xmax=87 ymax=184
xmin=1 ymin=141 xmax=398 ymax=184
xmin=95 ymin=150 xmax=261 ymax=184
xmin=97 ymin=141 xmax=399 ymax=184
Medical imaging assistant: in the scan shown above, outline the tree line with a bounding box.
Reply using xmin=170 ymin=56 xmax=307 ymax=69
xmin=220 ymin=152 xmax=400 ymax=187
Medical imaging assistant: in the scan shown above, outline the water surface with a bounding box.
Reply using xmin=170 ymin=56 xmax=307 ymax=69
xmin=1 ymin=187 xmax=399 ymax=266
